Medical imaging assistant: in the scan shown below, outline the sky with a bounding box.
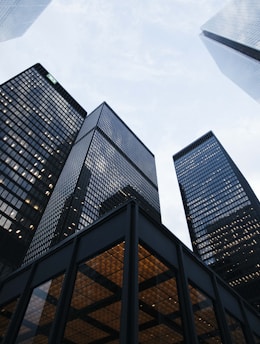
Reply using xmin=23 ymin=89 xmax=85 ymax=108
xmin=1 ymin=0 xmax=260 ymax=249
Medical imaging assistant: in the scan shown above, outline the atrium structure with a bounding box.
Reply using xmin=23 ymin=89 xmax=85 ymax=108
xmin=1 ymin=202 xmax=259 ymax=343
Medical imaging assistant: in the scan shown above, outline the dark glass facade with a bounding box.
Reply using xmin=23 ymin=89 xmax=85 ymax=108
xmin=0 ymin=0 xmax=51 ymax=42
xmin=0 ymin=64 xmax=86 ymax=277
xmin=201 ymin=0 xmax=260 ymax=102
xmin=0 ymin=203 xmax=259 ymax=343
xmin=24 ymin=102 xmax=161 ymax=265
xmin=173 ymin=131 xmax=260 ymax=311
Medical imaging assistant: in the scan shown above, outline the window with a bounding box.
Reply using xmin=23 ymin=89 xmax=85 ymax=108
xmin=188 ymin=283 xmax=222 ymax=343
xmin=225 ymin=312 xmax=247 ymax=344
xmin=63 ymin=242 xmax=125 ymax=343
xmin=138 ymin=244 xmax=184 ymax=343
xmin=16 ymin=273 xmax=64 ymax=342
xmin=0 ymin=297 xmax=19 ymax=341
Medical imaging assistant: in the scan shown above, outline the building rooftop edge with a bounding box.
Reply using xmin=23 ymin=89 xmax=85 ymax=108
xmin=0 ymin=63 xmax=88 ymax=118
xmin=173 ymin=131 xmax=214 ymax=161
xmin=89 ymin=101 xmax=156 ymax=158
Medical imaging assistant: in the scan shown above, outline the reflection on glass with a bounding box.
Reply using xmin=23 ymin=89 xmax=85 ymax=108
xmin=16 ymin=274 xmax=64 ymax=343
xmin=225 ymin=312 xmax=247 ymax=344
xmin=138 ymin=244 xmax=183 ymax=343
xmin=63 ymin=242 xmax=125 ymax=343
xmin=188 ymin=284 xmax=222 ymax=343
xmin=0 ymin=298 xmax=19 ymax=342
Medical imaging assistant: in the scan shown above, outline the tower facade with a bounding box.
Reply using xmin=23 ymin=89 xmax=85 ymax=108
xmin=0 ymin=0 xmax=51 ymax=42
xmin=201 ymin=0 xmax=260 ymax=102
xmin=0 ymin=64 xmax=86 ymax=276
xmin=173 ymin=131 xmax=260 ymax=311
xmin=24 ymin=102 xmax=161 ymax=264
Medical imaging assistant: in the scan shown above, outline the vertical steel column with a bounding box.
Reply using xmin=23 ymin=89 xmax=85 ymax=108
xmin=3 ymin=263 xmax=37 ymax=343
xmin=238 ymin=298 xmax=255 ymax=344
xmin=176 ymin=244 xmax=198 ymax=344
xmin=120 ymin=202 xmax=139 ymax=343
xmin=49 ymin=238 xmax=79 ymax=343
xmin=211 ymin=275 xmax=233 ymax=344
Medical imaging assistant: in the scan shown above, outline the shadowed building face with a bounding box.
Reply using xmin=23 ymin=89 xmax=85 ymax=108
xmin=201 ymin=0 xmax=260 ymax=102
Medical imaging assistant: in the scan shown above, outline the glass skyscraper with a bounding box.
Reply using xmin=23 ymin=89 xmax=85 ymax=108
xmin=0 ymin=0 xmax=51 ymax=42
xmin=173 ymin=131 xmax=260 ymax=311
xmin=0 ymin=64 xmax=86 ymax=276
xmin=24 ymin=102 xmax=161 ymax=265
xmin=201 ymin=0 xmax=260 ymax=102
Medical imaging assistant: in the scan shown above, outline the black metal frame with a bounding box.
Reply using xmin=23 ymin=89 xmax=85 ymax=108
xmin=0 ymin=201 xmax=259 ymax=343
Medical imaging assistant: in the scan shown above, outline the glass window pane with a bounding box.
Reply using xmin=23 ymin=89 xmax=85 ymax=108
xmin=138 ymin=244 xmax=184 ymax=343
xmin=188 ymin=283 xmax=222 ymax=343
xmin=16 ymin=273 xmax=64 ymax=343
xmin=63 ymin=242 xmax=125 ymax=343
xmin=0 ymin=297 xmax=19 ymax=341
xmin=225 ymin=312 xmax=247 ymax=344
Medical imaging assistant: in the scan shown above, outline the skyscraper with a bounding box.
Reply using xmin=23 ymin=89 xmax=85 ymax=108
xmin=0 ymin=64 xmax=86 ymax=276
xmin=173 ymin=131 xmax=260 ymax=311
xmin=24 ymin=102 xmax=161 ymax=264
xmin=0 ymin=0 xmax=51 ymax=42
xmin=201 ymin=0 xmax=260 ymax=102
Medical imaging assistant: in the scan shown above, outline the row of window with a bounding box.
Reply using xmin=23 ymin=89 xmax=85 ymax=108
xmin=174 ymin=136 xmax=219 ymax=176
xmin=0 ymin=65 xmax=86 ymax=267
xmin=99 ymin=106 xmax=158 ymax=185
xmin=177 ymin=152 xmax=229 ymax=186
xmin=10 ymin=70 xmax=82 ymax=121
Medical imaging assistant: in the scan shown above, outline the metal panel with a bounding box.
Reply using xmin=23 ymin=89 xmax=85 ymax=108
xmin=76 ymin=207 xmax=127 ymax=264
xmin=139 ymin=211 xmax=178 ymax=267
xmin=183 ymin=251 xmax=215 ymax=298
xmin=218 ymin=282 xmax=243 ymax=320
xmin=0 ymin=268 xmax=31 ymax=305
xmin=32 ymin=242 xmax=74 ymax=288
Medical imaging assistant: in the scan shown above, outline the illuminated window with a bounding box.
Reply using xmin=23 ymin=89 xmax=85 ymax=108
xmin=63 ymin=242 xmax=125 ymax=343
xmin=188 ymin=283 xmax=222 ymax=343
xmin=138 ymin=244 xmax=184 ymax=343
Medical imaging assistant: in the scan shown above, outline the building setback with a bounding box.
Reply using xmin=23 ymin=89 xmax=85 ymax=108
xmin=24 ymin=101 xmax=161 ymax=265
xmin=0 ymin=64 xmax=86 ymax=277
xmin=0 ymin=202 xmax=259 ymax=343
xmin=173 ymin=131 xmax=260 ymax=312
xmin=200 ymin=0 xmax=260 ymax=102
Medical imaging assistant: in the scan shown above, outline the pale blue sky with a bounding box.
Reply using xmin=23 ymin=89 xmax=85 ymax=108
xmin=1 ymin=0 xmax=260 ymax=248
